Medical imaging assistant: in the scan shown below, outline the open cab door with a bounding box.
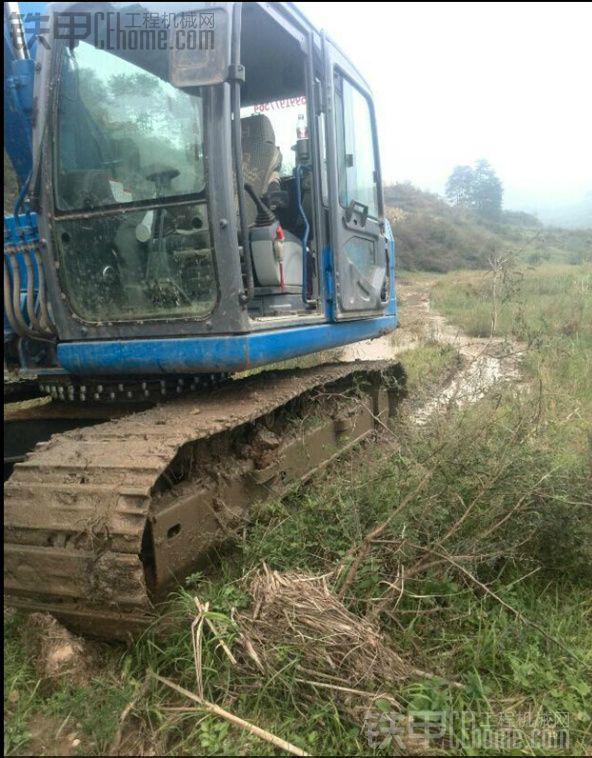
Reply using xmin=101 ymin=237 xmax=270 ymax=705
xmin=322 ymin=33 xmax=389 ymax=320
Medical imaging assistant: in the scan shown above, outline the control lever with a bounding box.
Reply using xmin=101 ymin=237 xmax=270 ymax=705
xmin=244 ymin=183 xmax=276 ymax=226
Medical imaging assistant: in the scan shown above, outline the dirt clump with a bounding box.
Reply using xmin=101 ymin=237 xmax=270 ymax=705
xmin=24 ymin=612 xmax=102 ymax=692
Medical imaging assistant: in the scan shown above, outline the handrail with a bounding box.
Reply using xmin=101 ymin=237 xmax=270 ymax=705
xmin=230 ymin=2 xmax=254 ymax=305
xmin=295 ymin=163 xmax=316 ymax=307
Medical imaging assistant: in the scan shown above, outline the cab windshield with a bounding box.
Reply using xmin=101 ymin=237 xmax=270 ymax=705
xmin=54 ymin=40 xmax=217 ymax=322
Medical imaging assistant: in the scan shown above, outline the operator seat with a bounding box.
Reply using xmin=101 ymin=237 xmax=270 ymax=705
xmin=240 ymin=114 xmax=282 ymax=225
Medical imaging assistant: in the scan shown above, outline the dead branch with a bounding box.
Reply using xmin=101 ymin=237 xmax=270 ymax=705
xmin=408 ymin=545 xmax=589 ymax=668
xmin=150 ymin=672 xmax=310 ymax=757
xmin=337 ymin=468 xmax=434 ymax=599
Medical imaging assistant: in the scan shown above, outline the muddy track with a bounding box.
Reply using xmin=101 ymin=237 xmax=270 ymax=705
xmin=5 ymin=361 xmax=405 ymax=639
xmin=340 ymin=279 xmax=524 ymax=423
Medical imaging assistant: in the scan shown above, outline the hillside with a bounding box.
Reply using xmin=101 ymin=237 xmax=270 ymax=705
xmin=386 ymin=182 xmax=592 ymax=272
xmin=506 ymin=189 xmax=592 ymax=229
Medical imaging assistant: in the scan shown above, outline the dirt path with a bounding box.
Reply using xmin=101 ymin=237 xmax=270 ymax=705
xmin=340 ymin=278 xmax=524 ymax=423
xmin=339 ymin=278 xmax=433 ymax=363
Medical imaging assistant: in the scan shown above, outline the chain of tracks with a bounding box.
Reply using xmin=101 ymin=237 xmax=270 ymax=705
xmin=4 ymin=361 xmax=405 ymax=639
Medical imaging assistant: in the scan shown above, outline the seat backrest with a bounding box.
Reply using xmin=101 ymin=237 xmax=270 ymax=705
xmin=241 ymin=114 xmax=282 ymax=225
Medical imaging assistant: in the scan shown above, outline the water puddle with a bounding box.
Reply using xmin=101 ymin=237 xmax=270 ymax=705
xmin=339 ymin=282 xmax=524 ymax=425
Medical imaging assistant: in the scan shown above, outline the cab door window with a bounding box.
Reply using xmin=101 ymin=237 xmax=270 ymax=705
xmin=334 ymin=73 xmax=379 ymax=219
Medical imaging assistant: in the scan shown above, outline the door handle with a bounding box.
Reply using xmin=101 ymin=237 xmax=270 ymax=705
xmin=344 ymin=200 xmax=369 ymax=227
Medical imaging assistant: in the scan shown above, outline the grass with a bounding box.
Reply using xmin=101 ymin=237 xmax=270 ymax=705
xmin=4 ymin=264 xmax=592 ymax=756
xmin=4 ymin=610 xmax=139 ymax=756
xmin=431 ymin=262 xmax=592 ymax=462
xmin=431 ymin=264 xmax=591 ymax=341
xmin=397 ymin=341 xmax=459 ymax=393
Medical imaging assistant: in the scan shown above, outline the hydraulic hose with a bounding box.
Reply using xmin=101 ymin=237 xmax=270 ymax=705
xmin=33 ymin=248 xmax=56 ymax=334
xmin=23 ymin=247 xmax=43 ymax=332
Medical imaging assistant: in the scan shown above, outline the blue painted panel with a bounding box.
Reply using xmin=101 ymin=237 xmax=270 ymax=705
xmin=4 ymin=3 xmax=48 ymax=187
xmin=384 ymin=218 xmax=397 ymax=317
xmin=57 ymin=315 xmax=397 ymax=376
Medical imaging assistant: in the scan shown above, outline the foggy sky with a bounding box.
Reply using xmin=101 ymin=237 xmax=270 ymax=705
xmin=15 ymin=1 xmax=590 ymax=220
xmin=299 ymin=1 xmax=592 ymax=215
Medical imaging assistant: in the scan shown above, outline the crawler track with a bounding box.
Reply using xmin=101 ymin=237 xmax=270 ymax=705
xmin=4 ymin=361 xmax=405 ymax=639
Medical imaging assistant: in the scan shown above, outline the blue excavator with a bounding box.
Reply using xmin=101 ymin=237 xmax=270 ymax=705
xmin=4 ymin=1 xmax=404 ymax=638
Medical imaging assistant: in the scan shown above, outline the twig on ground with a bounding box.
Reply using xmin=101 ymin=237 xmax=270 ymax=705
xmin=150 ymin=672 xmax=310 ymax=757
xmin=409 ymin=545 xmax=589 ymax=669
xmin=191 ymin=600 xmax=207 ymax=700
xmin=503 ymin=566 xmax=541 ymax=590
xmin=295 ymin=678 xmax=403 ymax=709
xmin=478 ymin=470 xmax=554 ymax=540
xmin=337 ymin=468 xmax=434 ymax=599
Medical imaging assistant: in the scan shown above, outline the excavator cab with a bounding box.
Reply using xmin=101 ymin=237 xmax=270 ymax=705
xmin=4 ymin=2 xmax=405 ymax=637
xmin=4 ymin=1 xmax=397 ymax=387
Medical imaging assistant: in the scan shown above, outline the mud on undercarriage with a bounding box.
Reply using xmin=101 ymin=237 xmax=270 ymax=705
xmin=4 ymin=361 xmax=405 ymax=640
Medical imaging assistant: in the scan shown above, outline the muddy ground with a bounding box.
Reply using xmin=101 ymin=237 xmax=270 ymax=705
xmin=341 ymin=278 xmax=523 ymax=423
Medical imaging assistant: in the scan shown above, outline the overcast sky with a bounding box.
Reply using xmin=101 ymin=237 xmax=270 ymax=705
xmin=299 ymin=1 xmax=592 ymax=212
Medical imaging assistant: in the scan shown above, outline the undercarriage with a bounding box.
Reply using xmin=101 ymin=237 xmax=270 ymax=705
xmin=4 ymin=361 xmax=405 ymax=639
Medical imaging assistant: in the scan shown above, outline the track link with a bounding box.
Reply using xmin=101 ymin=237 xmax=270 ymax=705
xmin=4 ymin=361 xmax=405 ymax=639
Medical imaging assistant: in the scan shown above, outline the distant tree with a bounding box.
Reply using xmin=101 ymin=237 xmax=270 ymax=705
xmin=472 ymin=159 xmax=503 ymax=221
xmin=108 ymin=72 xmax=160 ymax=97
xmin=445 ymin=160 xmax=503 ymax=220
xmin=78 ymin=67 xmax=109 ymax=102
xmin=445 ymin=165 xmax=475 ymax=208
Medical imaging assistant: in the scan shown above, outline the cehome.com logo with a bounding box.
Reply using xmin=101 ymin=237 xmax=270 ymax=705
xmin=9 ymin=10 xmax=216 ymax=51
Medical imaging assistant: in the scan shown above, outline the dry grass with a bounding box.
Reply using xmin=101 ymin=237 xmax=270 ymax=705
xmin=234 ymin=564 xmax=412 ymax=722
